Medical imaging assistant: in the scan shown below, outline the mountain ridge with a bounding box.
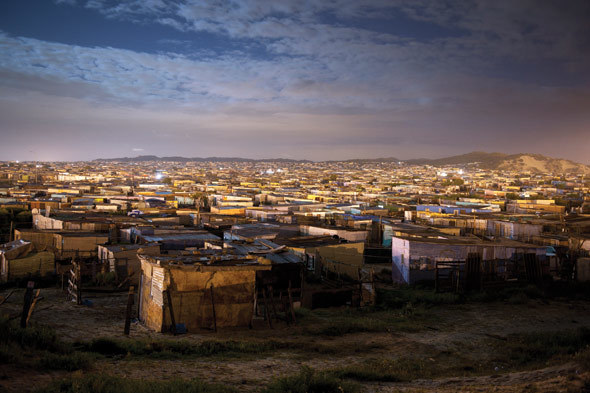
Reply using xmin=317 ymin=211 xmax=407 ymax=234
xmin=92 ymin=152 xmax=590 ymax=173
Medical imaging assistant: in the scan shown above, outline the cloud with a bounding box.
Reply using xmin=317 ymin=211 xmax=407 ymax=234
xmin=132 ymin=148 xmax=144 ymax=152
xmin=1 ymin=1 xmax=589 ymax=163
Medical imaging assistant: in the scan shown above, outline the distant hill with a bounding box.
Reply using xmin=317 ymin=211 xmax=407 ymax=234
xmin=405 ymin=152 xmax=590 ymax=174
xmin=93 ymin=152 xmax=589 ymax=173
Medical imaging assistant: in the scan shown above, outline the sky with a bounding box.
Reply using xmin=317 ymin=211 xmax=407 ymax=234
xmin=0 ymin=0 xmax=589 ymax=163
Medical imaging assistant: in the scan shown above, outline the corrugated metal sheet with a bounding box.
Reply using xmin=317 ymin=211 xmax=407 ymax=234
xmin=151 ymin=267 xmax=165 ymax=306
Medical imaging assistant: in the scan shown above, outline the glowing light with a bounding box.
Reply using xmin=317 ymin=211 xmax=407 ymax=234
xmin=155 ymin=173 xmax=163 ymax=180
xmin=458 ymin=169 xmax=464 ymax=175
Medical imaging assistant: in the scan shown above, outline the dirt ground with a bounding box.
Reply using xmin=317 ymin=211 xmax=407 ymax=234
xmin=1 ymin=287 xmax=590 ymax=392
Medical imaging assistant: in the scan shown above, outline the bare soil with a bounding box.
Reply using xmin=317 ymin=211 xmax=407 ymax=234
xmin=1 ymin=287 xmax=589 ymax=392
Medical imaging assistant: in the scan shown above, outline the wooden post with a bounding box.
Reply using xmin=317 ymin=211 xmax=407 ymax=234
xmin=165 ymin=290 xmax=177 ymax=335
xmin=123 ymin=286 xmax=135 ymax=335
xmin=9 ymin=221 xmax=13 ymax=242
xmin=76 ymin=262 xmax=82 ymax=305
xmin=435 ymin=262 xmax=439 ymax=292
xmin=210 ymin=284 xmax=217 ymax=333
xmin=287 ymin=281 xmax=296 ymax=325
xmin=25 ymin=289 xmax=41 ymax=326
xmin=250 ymin=287 xmax=257 ymax=329
xmin=261 ymin=287 xmax=272 ymax=328
xmin=20 ymin=281 xmax=35 ymax=328
xmin=165 ymin=290 xmax=177 ymax=334
xmin=268 ymin=285 xmax=278 ymax=321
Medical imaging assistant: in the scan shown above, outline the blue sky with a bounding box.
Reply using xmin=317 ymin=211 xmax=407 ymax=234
xmin=0 ymin=0 xmax=589 ymax=162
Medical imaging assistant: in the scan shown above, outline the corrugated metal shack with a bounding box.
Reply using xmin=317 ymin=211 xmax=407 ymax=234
xmin=138 ymin=254 xmax=271 ymax=332
xmin=98 ymin=243 xmax=161 ymax=285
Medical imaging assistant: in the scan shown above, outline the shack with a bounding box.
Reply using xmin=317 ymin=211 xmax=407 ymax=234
xmin=14 ymin=229 xmax=109 ymax=259
xmin=98 ymin=243 xmax=160 ymax=285
xmin=0 ymin=239 xmax=55 ymax=282
xmin=138 ymin=254 xmax=271 ymax=332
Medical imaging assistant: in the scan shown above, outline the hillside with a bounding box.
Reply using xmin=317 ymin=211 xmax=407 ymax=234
xmin=404 ymin=152 xmax=590 ymax=174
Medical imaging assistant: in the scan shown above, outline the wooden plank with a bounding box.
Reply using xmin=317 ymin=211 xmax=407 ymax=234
xmin=123 ymin=286 xmax=135 ymax=335
xmin=268 ymin=285 xmax=278 ymax=321
xmin=20 ymin=281 xmax=35 ymax=328
xmin=0 ymin=289 xmax=15 ymax=306
xmin=165 ymin=290 xmax=177 ymax=335
xmin=210 ymin=284 xmax=217 ymax=333
xmin=261 ymin=286 xmax=272 ymax=328
xmin=25 ymin=289 xmax=41 ymax=326
xmin=76 ymin=263 xmax=82 ymax=305
xmin=287 ymin=281 xmax=296 ymax=325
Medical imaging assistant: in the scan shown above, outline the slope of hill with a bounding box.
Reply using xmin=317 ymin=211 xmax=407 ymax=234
xmin=496 ymin=154 xmax=590 ymax=174
xmin=404 ymin=152 xmax=590 ymax=174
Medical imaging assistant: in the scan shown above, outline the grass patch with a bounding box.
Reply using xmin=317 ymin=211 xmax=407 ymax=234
xmin=328 ymin=329 xmax=590 ymax=384
xmin=0 ymin=316 xmax=69 ymax=353
xmin=262 ymin=366 xmax=360 ymax=393
xmin=80 ymin=336 xmax=348 ymax=359
xmin=376 ymin=287 xmax=461 ymax=309
xmin=0 ymin=316 xmax=91 ymax=371
xmin=300 ymin=305 xmax=433 ymax=336
xmin=467 ymin=285 xmax=545 ymax=303
xmin=496 ymin=327 xmax=590 ymax=369
xmin=327 ymin=350 xmax=481 ymax=383
xmin=37 ymin=351 xmax=94 ymax=371
xmin=80 ymin=337 xmax=287 ymax=359
xmin=329 ymin=358 xmax=428 ymax=382
xmin=35 ymin=374 xmax=236 ymax=393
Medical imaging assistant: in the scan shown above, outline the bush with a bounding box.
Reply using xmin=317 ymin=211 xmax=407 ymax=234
xmin=263 ymin=366 xmax=360 ymax=393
